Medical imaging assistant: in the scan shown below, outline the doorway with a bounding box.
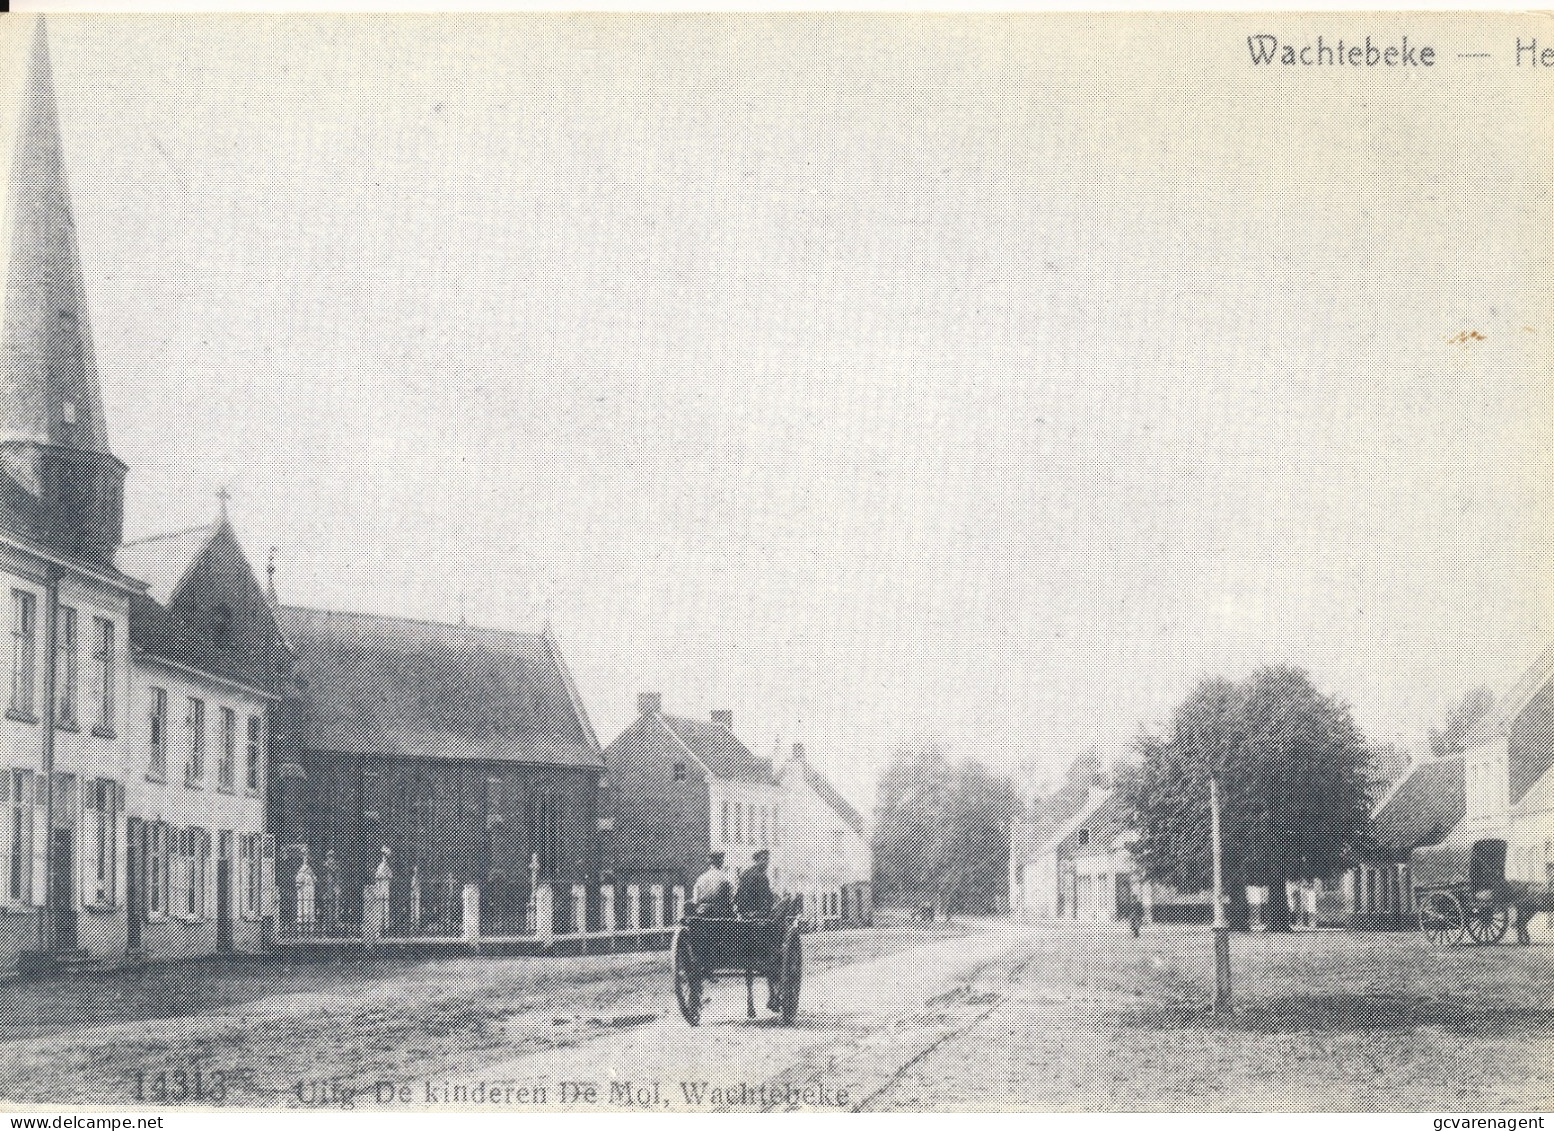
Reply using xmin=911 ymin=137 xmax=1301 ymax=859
xmin=51 ymin=828 xmax=76 ymax=951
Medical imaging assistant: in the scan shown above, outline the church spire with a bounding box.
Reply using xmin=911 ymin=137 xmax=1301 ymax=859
xmin=0 ymin=18 xmax=126 ymax=566
xmin=1 ymin=18 xmax=111 ymax=453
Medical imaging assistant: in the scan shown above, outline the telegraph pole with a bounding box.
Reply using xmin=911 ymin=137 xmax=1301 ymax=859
xmin=1209 ymin=771 xmax=1232 ymax=1014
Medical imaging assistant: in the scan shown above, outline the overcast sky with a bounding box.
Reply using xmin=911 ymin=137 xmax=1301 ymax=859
xmin=4 ymin=14 xmax=1550 ymax=808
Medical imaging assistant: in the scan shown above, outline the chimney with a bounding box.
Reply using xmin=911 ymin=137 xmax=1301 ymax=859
xmin=638 ymin=692 xmax=662 ymax=716
xmin=711 ymin=709 xmax=733 ymax=731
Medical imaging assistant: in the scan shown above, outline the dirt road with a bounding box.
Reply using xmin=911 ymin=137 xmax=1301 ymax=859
xmin=410 ymin=921 xmax=1554 ymax=1112
xmin=3 ymin=920 xmax=1550 ymax=1111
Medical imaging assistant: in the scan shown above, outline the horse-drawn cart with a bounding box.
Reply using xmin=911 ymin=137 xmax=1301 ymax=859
xmin=1412 ymin=837 xmax=1554 ymax=946
xmin=671 ymin=899 xmax=803 ymax=1026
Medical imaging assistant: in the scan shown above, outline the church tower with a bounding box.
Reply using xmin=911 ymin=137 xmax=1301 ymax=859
xmin=0 ymin=19 xmax=125 ymax=569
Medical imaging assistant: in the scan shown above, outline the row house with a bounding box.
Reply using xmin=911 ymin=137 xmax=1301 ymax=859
xmin=604 ymin=694 xmax=783 ymax=895
xmin=1011 ymin=788 xmax=1208 ymax=925
xmin=1297 ymin=644 xmax=1554 ymax=930
xmin=604 ymin=695 xmax=874 ymax=924
xmin=0 ymin=23 xmax=283 ymax=968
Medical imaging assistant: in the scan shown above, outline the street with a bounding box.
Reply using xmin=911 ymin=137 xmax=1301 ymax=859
xmin=0 ymin=920 xmax=1550 ymax=1111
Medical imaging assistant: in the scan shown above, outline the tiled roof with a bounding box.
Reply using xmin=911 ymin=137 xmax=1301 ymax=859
xmin=788 ymin=753 xmax=865 ymax=839
xmin=658 ymin=715 xmax=773 ymax=785
xmin=118 ymin=524 xmax=217 ymax=605
xmin=1370 ymin=755 xmax=1465 ymax=858
xmin=279 ymin=605 xmax=603 ymax=769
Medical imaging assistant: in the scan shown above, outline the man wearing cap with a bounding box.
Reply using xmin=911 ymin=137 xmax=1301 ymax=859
xmin=736 ymin=849 xmax=776 ymax=918
xmin=691 ymin=851 xmax=733 ymax=917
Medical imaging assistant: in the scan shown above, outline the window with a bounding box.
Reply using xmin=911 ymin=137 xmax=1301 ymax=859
xmin=246 ymin=715 xmax=263 ymax=793
xmin=673 ymin=761 xmax=687 ymax=782
xmin=8 ymin=769 xmax=34 ymax=903
xmin=10 ymin=590 xmax=36 ymax=719
xmin=1076 ymin=828 xmax=1090 ymax=847
xmin=185 ymin=697 xmax=205 ymax=786
xmin=84 ymin=778 xmax=120 ymax=906
xmin=147 ymin=688 xmax=168 ymax=779
xmin=218 ymin=708 xmax=236 ymax=791
xmin=720 ymin=800 xmax=729 ymax=843
xmin=734 ymin=803 xmax=744 ymax=846
xmin=92 ymin=617 xmax=114 ymax=735
xmin=210 ymin=603 xmax=233 ymax=647
xmin=55 ymin=605 xmax=77 ymax=727
xmin=759 ymin=807 xmax=768 ymax=848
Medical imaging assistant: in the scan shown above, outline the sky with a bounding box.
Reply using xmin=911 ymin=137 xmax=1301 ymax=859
xmin=2 ymin=14 xmax=1550 ymax=810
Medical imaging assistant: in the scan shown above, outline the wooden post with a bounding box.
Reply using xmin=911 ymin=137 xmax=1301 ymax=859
xmin=1210 ymin=772 xmax=1232 ymax=1015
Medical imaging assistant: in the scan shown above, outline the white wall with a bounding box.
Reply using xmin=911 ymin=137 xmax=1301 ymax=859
xmin=0 ymin=543 xmax=133 ymax=965
xmin=128 ymin=655 xmax=271 ymax=957
xmin=775 ymin=763 xmax=870 ymax=917
xmin=708 ymin=778 xmax=783 ymax=883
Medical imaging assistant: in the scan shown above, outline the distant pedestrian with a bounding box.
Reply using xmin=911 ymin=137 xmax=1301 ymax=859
xmin=1127 ymin=896 xmax=1144 ymax=938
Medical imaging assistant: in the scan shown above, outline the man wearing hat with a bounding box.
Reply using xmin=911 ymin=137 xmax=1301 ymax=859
xmin=735 ymin=849 xmax=776 ymax=918
xmin=691 ymin=851 xmax=733 ymax=917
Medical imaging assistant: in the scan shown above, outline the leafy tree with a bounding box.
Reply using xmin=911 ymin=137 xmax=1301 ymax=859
xmin=1121 ymin=666 xmax=1375 ymax=930
xmin=1428 ymin=686 xmax=1495 ymax=758
xmin=873 ymin=738 xmax=1017 ymax=915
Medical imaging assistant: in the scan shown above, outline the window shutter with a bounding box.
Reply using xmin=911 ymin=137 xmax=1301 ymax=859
xmin=203 ymin=831 xmax=215 ymax=921
xmin=260 ymin=834 xmax=275 ymax=917
xmin=79 ymin=791 xmax=91 ymax=909
xmin=31 ymin=783 xmax=47 ymax=907
xmin=0 ymin=772 xmax=11 ymax=909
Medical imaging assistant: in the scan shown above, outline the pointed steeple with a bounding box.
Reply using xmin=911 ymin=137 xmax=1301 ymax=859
xmin=1 ymin=19 xmax=110 ymax=453
xmin=0 ymin=18 xmax=126 ymax=566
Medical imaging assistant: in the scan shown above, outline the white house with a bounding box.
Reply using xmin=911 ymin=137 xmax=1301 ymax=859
xmin=0 ymin=22 xmax=285 ymax=968
xmin=776 ymin=744 xmax=871 ymax=926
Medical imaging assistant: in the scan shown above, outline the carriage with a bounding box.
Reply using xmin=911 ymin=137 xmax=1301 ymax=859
xmin=670 ymin=897 xmax=803 ymax=1026
xmin=1411 ymin=837 xmax=1554 ymax=946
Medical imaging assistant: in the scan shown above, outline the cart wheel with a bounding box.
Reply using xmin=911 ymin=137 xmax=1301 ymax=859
xmin=1419 ymin=891 xmax=1466 ymax=947
xmin=778 ymin=927 xmax=802 ymax=1026
xmin=672 ymin=926 xmax=702 ymax=1026
xmin=1465 ymin=901 xmax=1509 ymax=945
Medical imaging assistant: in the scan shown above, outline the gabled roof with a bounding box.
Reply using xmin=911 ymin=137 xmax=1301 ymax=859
xmin=783 ymin=749 xmax=865 ymax=839
xmin=656 ymin=714 xmax=774 ymax=785
xmin=1463 ymin=643 xmax=1554 ymax=748
xmin=1033 ymin=787 xmax=1115 ymax=860
xmin=279 ymin=605 xmax=604 ymax=769
xmin=118 ymin=523 xmax=219 ymax=605
xmin=1369 ymin=754 xmax=1466 ymax=858
xmin=122 ymin=517 xmax=288 ymax=695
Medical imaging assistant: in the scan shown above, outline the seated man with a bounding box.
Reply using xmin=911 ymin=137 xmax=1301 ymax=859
xmin=736 ymin=849 xmax=776 ymax=918
xmin=691 ymin=851 xmax=733 ymax=917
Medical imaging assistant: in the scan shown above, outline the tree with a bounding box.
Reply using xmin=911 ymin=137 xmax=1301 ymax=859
xmin=1120 ymin=666 xmax=1376 ymax=930
xmin=1428 ymin=686 xmax=1495 ymax=758
xmin=872 ymin=738 xmax=1018 ymax=915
